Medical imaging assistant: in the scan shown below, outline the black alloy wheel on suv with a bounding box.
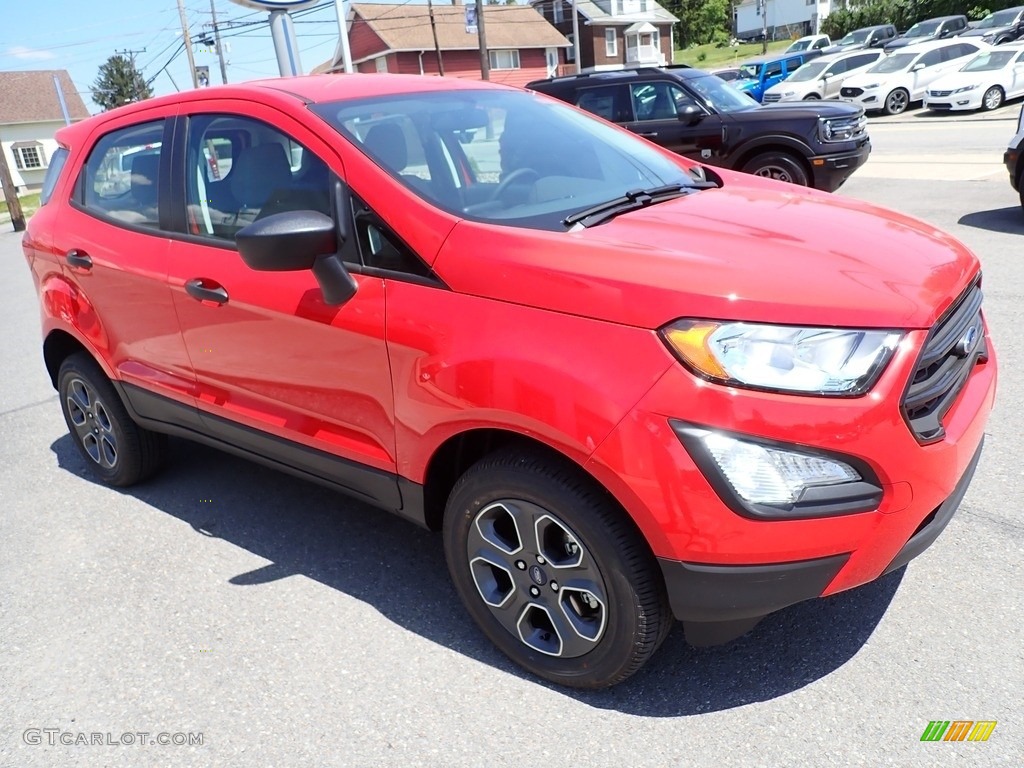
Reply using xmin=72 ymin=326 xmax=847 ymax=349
xmin=527 ymin=67 xmax=871 ymax=192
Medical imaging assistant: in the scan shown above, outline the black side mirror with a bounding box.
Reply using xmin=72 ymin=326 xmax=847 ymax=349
xmin=678 ymin=104 xmax=705 ymax=126
xmin=237 ymin=210 xmax=357 ymax=306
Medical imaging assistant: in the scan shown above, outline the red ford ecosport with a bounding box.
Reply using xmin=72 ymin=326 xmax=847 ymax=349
xmin=22 ymin=74 xmax=996 ymax=689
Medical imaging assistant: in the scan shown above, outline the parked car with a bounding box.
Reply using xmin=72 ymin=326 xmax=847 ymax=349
xmin=22 ymin=74 xmax=996 ymax=690
xmin=960 ymin=6 xmax=1024 ymax=45
xmin=825 ymin=25 xmax=898 ymax=53
xmin=884 ymin=15 xmax=969 ymax=51
xmin=763 ymin=49 xmax=885 ymax=102
xmin=711 ymin=67 xmax=742 ymax=82
xmin=840 ymin=39 xmax=984 ymax=114
xmin=785 ymin=34 xmax=831 ymax=53
xmin=527 ymin=67 xmax=869 ymax=190
xmin=1003 ymin=102 xmax=1024 ymax=208
xmin=925 ymin=44 xmax=1024 ymax=111
xmin=733 ymin=51 xmax=823 ymax=101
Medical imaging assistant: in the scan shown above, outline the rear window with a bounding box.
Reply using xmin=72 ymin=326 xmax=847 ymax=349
xmin=39 ymin=147 xmax=69 ymax=206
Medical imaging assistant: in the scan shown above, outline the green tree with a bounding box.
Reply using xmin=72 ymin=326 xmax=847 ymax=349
xmin=669 ymin=0 xmax=731 ymax=47
xmin=92 ymin=55 xmax=152 ymax=111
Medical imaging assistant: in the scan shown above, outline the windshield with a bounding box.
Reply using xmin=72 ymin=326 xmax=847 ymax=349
xmin=962 ymin=49 xmax=1017 ymax=71
xmin=788 ymin=61 xmax=829 ymax=82
xmin=867 ymin=52 xmax=917 ymax=73
xmin=837 ymin=29 xmax=870 ymax=45
xmin=904 ymin=20 xmax=940 ymax=37
xmin=975 ymin=9 xmax=1018 ymax=27
xmin=787 ymin=39 xmax=811 ymax=51
xmin=311 ymin=90 xmax=694 ymax=232
xmin=689 ymin=73 xmax=759 ymax=111
xmin=738 ymin=62 xmax=761 ymax=79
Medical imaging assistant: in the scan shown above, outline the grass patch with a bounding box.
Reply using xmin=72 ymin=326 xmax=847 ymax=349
xmin=0 ymin=192 xmax=41 ymax=215
xmin=674 ymin=40 xmax=791 ymax=70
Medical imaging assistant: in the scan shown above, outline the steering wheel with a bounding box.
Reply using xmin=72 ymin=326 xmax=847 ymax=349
xmin=492 ymin=167 xmax=540 ymax=202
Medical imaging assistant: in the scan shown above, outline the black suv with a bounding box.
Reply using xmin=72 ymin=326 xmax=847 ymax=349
xmin=961 ymin=6 xmax=1024 ymax=45
xmin=527 ymin=67 xmax=870 ymax=191
xmin=884 ymin=15 xmax=969 ymax=51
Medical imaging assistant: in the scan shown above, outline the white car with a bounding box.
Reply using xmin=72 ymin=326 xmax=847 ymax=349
xmin=762 ymin=49 xmax=885 ymax=102
xmin=839 ymin=39 xmax=985 ymax=114
xmin=785 ymin=35 xmax=831 ymax=54
xmin=924 ymin=44 xmax=1024 ymax=111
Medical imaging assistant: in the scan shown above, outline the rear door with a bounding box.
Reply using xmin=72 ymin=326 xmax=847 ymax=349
xmin=54 ymin=107 xmax=197 ymax=409
xmin=833 ymin=52 xmax=884 ymax=96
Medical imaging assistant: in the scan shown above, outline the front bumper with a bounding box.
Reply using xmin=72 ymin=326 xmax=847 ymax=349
xmin=809 ymin=139 xmax=871 ymax=191
xmin=924 ymin=93 xmax=983 ymax=112
xmin=840 ymin=89 xmax=883 ymax=111
xmin=1005 ymin=142 xmax=1021 ymax=190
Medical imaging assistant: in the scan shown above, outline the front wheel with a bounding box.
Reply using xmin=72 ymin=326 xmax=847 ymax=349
xmin=741 ymin=151 xmax=810 ymax=186
xmin=982 ymin=85 xmax=1004 ymax=111
xmin=58 ymin=352 xmax=166 ymax=486
xmin=884 ymin=88 xmax=910 ymax=115
xmin=803 ymin=93 xmax=821 ymax=100
xmin=443 ymin=449 xmax=671 ymax=689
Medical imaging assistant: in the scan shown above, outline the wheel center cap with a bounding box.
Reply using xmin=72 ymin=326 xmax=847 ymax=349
xmin=528 ymin=564 xmax=547 ymax=586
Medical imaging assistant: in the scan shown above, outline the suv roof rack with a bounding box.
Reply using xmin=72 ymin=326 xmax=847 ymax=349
xmin=528 ymin=64 xmax=693 ymax=86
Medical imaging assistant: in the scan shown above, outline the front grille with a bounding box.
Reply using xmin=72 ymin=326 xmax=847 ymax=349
xmin=762 ymin=93 xmax=782 ymax=103
xmin=929 ymin=103 xmax=952 ymax=110
xmin=929 ymin=89 xmax=952 ymax=97
xmin=841 ymin=87 xmax=863 ymax=97
xmin=901 ymin=281 xmax=987 ymax=443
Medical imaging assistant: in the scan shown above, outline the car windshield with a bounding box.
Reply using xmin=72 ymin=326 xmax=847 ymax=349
xmin=788 ymin=61 xmax=829 ymax=82
xmin=975 ymin=9 xmax=1018 ymax=27
xmin=688 ymin=73 xmax=759 ymax=111
xmin=738 ymin=62 xmax=762 ymax=79
xmin=961 ymin=49 xmax=1017 ymax=71
xmin=311 ymin=90 xmax=695 ymax=232
xmin=787 ymin=39 xmax=812 ymax=51
xmin=837 ymin=29 xmax=871 ymax=45
xmin=904 ymin=20 xmax=941 ymax=37
xmin=867 ymin=52 xmax=918 ymax=73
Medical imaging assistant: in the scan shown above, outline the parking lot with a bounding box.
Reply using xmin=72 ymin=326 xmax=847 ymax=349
xmin=1 ymin=106 xmax=1022 ymax=767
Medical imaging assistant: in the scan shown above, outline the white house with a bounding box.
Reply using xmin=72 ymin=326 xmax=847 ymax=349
xmin=735 ymin=0 xmax=838 ymax=41
xmin=0 ymin=70 xmax=91 ymax=192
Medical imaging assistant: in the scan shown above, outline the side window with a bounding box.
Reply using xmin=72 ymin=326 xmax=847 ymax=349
xmin=1016 ymin=50 xmax=1024 ymax=63
xmin=824 ymin=59 xmax=848 ymax=77
xmin=849 ymin=53 xmax=880 ymax=69
xmin=184 ymin=114 xmax=331 ymax=242
xmin=918 ymin=50 xmax=943 ymax=68
xmin=78 ymin=120 xmax=165 ymax=228
xmin=39 ymin=147 xmax=70 ymax=206
xmin=350 ymin=196 xmax=432 ymax=278
xmin=631 ymin=82 xmax=680 ymax=120
xmin=576 ymin=85 xmax=632 ymax=122
xmin=670 ymin=84 xmax=698 ymax=109
xmin=765 ymin=61 xmax=783 ymax=78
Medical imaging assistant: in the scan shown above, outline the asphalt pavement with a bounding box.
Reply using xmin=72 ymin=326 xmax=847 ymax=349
xmin=1 ymin=109 xmax=1022 ymax=767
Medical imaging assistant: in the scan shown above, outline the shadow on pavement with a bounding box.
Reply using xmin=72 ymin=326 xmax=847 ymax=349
xmin=51 ymin=434 xmax=902 ymax=716
xmin=958 ymin=206 xmax=1024 ymax=235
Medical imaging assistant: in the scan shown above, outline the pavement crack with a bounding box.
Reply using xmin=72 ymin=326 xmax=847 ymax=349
xmin=0 ymin=395 xmax=58 ymax=417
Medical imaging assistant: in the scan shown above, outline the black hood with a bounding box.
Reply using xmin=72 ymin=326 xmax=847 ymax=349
xmin=753 ymin=100 xmax=864 ymax=120
xmin=960 ymin=24 xmax=1012 ymax=37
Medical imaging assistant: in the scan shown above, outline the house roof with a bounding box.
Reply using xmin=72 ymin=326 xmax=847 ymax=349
xmin=0 ymin=70 xmax=90 ymax=125
xmin=351 ymin=3 xmax=568 ymax=54
xmin=535 ymin=0 xmax=678 ymax=25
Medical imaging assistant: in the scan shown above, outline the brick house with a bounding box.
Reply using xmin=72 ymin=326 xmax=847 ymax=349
xmin=315 ymin=3 xmax=570 ymax=88
xmin=530 ymin=0 xmax=678 ymax=72
xmin=0 ymin=70 xmax=90 ymax=192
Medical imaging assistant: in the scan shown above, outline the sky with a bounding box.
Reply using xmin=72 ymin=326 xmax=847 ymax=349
xmin=0 ymin=0 xmax=407 ymax=112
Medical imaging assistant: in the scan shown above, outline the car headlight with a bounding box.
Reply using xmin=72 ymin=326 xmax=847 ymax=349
xmin=781 ymin=90 xmax=796 ymax=97
xmin=953 ymin=84 xmax=979 ymax=93
xmin=819 ymin=114 xmax=867 ymax=142
xmin=661 ymin=320 xmax=902 ymax=395
xmin=861 ymin=83 xmax=880 ymax=89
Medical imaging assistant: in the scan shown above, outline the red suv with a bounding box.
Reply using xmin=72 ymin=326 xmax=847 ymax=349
xmin=22 ymin=74 xmax=996 ymax=689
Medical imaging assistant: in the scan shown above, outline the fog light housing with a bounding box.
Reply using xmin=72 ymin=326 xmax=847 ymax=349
xmin=672 ymin=422 xmax=883 ymax=519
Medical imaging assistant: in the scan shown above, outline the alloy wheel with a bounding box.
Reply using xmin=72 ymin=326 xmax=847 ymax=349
xmin=65 ymin=377 xmax=118 ymax=469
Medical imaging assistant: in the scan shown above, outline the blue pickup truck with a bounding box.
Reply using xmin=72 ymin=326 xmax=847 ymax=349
xmin=734 ymin=50 xmax=823 ymax=102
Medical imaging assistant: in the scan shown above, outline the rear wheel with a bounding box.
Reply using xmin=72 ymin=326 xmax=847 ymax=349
xmin=803 ymin=93 xmax=821 ymax=100
xmin=742 ymin=151 xmax=810 ymax=186
xmin=982 ymin=85 xmax=1004 ymax=112
xmin=58 ymin=353 xmax=166 ymax=486
xmin=442 ymin=449 xmax=671 ymax=689
xmin=883 ymin=88 xmax=910 ymax=115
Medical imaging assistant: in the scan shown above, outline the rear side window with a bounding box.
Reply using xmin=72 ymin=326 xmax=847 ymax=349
xmin=848 ymin=52 xmax=881 ymax=69
xmin=39 ymin=147 xmax=69 ymax=206
xmin=78 ymin=120 xmax=165 ymax=228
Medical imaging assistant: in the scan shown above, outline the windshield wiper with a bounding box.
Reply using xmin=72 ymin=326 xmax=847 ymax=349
xmin=564 ymin=182 xmax=718 ymax=229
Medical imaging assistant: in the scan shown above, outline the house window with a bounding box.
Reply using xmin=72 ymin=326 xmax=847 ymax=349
xmin=566 ymin=34 xmax=576 ymax=62
xmin=553 ymin=0 xmax=563 ymax=23
xmin=605 ymin=29 xmax=618 ymax=57
xmin=489 ymin=49 xmax=521 ymax=70
xmin=375 ymin=56 xmax=387 ymax=73
xmin=13 ymin=143 xmax=46 ymax=170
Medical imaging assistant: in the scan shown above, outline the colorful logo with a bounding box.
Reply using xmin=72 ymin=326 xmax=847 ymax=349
xmin=920 ymin=721 xmax=997 ymax=742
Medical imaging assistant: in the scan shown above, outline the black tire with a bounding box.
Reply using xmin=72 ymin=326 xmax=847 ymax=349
xmin=982 ymin=85 xmax=1004 ymax=111
xmin=741 ymin=151 xmax=810 ymax=186
xmin=883 ymin=88 xmax=910 ymax=115
xmin=443 ymin=449 xmax=671 ymax=689
xmin=803 ymin=93 xmax=821 ymax=100
xmin=57 ymin=352 xmax=166 ymax=486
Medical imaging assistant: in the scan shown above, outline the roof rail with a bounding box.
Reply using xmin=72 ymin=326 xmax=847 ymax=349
xmin=528 ymin=64 xmax=693 ymax=86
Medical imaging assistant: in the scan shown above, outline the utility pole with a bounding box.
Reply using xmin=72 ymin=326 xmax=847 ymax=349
xmin=333 ymin=0 xmax=354 ymax=73
xmin=475 ymin=0 xmax=489 ymax=80
xmin=210 ymin=0 xmax=229 ymax=84
xmin=760 ymin=0 xmax=767 ymax=54
xmin=571 ymin=0 xmax=581 ymax=74
xmin=0 ymin=136 xmax=25 ymax=232
xmin=178 ymin=0 xmax=200 ymax=88
xmin=116 ymin=47 xmax=146 ymax=66
xmin=427 ymin=0 xmax=445 ymax=75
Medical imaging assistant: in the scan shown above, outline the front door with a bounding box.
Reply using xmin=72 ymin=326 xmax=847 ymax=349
xmin=622 ymin=81 xmax=724 ymax=161
xmin=164 ymin=106 xmax=399 ymax=505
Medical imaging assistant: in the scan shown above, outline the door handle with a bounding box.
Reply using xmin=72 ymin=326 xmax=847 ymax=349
xmin=185 ymin=278 xmax=229 ymax=305
xmin=65 ymin=249 xmax=92 ymax=270
xmin=638 ymin=131 xmax=659 ymax=137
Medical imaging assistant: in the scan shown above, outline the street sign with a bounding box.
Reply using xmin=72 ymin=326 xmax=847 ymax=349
xmin=228 ymin=0 xmax=320 ymax=10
